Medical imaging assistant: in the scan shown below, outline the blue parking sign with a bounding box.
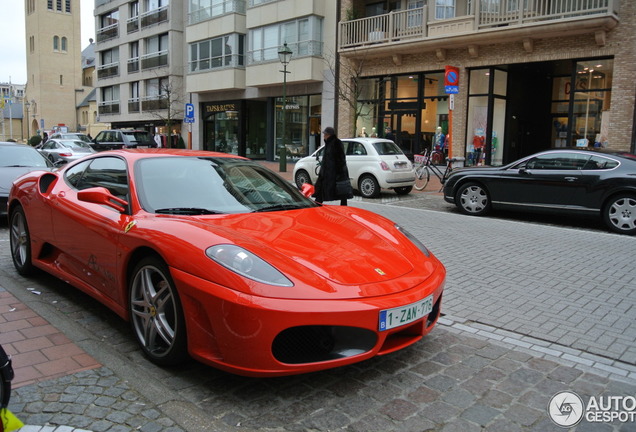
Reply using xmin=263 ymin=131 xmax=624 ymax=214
xmin=184 ymin=103 xmax=195 ymax=123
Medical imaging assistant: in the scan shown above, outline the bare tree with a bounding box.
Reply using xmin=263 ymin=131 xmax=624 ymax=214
xmin=324 ymin=50 xmax=375 ymax=137
xmin=144 ymin=75 xmax=186 ymax=147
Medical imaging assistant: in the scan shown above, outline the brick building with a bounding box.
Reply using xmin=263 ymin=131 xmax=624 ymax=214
xmin=336 ymin=0 xmax=635 ymax=165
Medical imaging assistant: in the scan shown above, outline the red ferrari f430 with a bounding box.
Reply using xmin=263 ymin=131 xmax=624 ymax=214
xmin=8 ymin=149 xmax=445 ymax=376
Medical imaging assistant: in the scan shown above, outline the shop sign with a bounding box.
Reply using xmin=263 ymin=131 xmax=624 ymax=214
xmin=445 ymin=65 xmax=460 ymax=94
xmin=206 ymin=103 xmax=237 ymax=113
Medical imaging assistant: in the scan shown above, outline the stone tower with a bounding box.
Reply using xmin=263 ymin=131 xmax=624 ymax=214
xmin=24 ymin=0 xmax=83 ymax=135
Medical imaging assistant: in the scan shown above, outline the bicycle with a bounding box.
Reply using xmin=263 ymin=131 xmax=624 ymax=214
xmin=413 ymin=149 xmax=465 ymax=191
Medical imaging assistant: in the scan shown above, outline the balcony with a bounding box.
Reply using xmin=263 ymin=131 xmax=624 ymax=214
xmin=127 ymin=16 xmax=139 ymax=33
xmin=128 ymin=98 xmax=140 ymax=113
xmin=188 ymin=0 xmax=246 ymax=25
xmin=141 ymin=51 xmax=168 ymax=70
xmin=142 ymin=96 xmax=169 ymax=111
xmin=96 ymin=23 xmax=118 ymax=43
xmin=97 ymin=62 xmax=119 ymax=79
xmin=99 ymin=100 xmax=120 ymax=115
xmin=128 ymin=58 xmax=140 ymax=73
xmin=339 ymin=0 xmax=619 ymax=59
xmin=141 ymin=6 xmax=168 ymax=29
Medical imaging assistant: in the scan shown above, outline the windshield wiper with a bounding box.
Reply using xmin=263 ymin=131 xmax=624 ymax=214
xmin=252 ymin=204 xmax=303 ymax=213
xmin=155 ymin=207 xmax=224 ymax=215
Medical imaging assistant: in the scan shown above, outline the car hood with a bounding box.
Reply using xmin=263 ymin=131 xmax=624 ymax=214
xmin=145 ymin=206 xmax=440 ymax=300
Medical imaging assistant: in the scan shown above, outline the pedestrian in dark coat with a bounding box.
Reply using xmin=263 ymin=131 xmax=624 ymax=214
xmin=314 ymin=127 xmax=350 ymax=206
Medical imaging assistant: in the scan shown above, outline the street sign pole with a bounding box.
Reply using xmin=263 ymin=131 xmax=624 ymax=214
xmin=444 ymin=66 xmax=460 ymax=158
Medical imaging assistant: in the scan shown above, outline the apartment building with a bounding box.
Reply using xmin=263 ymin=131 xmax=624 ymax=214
xmin=94 ymin=0 xmax=184 ymax=139
xmin=94 ymin=0 xmax=337 ymax=159
xmin=337 ymin=0 xmax=635 ymax=165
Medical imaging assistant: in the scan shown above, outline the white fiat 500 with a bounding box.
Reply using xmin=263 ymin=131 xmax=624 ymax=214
xmin=293 ymin=138 xmax=415 ymax=198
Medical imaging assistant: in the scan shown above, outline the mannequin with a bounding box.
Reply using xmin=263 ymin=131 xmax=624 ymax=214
xmin=434 ymin=126 xmax=446 ymax=152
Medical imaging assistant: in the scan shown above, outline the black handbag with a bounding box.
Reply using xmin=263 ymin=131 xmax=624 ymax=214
xmin=336 ymin=179 xmax=353 ymax=199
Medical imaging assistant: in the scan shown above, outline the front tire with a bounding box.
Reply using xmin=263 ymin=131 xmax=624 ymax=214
xmin=455 ymin=182 xmax=491 ymax=216
xmin=294 ymin=169 xmax=312 ymax=189
xmin=414 ymin=166 xmax=430 ymax=190
xmin=9 ymin=206 xmax=35 ymax=276
xmin=603 ymin=194 xmax=636 ymax=235
xmin=359 ymin=174 xmax=380 ymax=198
xmin=129 ymin=256 xmax=188 ymax=366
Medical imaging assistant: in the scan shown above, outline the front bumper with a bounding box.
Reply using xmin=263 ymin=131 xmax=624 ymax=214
xmin=172 ymin=267 xmax=445 ymax=377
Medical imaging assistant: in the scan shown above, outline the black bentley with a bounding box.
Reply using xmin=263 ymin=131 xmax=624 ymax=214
xmin=443 ymin=148 xmax=636 ymax=235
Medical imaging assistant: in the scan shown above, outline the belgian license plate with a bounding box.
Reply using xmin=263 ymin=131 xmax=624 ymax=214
xmin=379 ymin=295 xmax=433 ymax=331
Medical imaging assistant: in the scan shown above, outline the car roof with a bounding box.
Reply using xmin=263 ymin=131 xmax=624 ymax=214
xmin=73 ymin=148 xmax=249 ymax=162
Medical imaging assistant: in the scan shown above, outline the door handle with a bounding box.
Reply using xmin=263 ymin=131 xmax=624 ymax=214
xmin=564 ymin=177 xmax=578 ymax=182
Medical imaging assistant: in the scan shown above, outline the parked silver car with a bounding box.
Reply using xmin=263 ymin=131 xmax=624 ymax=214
xmin=38 ymin=139 xmax=96 ymax=164
xmin=293 ymin=138 xmax=415 ymax=198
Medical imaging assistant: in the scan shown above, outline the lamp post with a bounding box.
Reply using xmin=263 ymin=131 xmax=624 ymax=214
xmin=24 ymin=100 xmax=31 ymax=140
xmin=278 ymin=42 xmax=292 ymax=172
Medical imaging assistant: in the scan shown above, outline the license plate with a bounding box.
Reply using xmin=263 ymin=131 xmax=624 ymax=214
xmin=379 ymin=295 xmax=433 ymax=331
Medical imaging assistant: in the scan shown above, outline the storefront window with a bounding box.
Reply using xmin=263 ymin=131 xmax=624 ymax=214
xmin=466 ymin=68 xmax=507 ymax=166
xmin=571 ymin=59 xmax=612 ymax=147
xmin=203 ymin=102 xmax=240 ymax=154
xmin=276 ymin=96 xmax=310 ymax=160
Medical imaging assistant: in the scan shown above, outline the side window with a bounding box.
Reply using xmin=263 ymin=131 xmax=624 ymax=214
xmin=65 ymin=160 xmax=92 ymax=188
xmin=67 ymin=157 xmax=128 ymax=198
xmin=526 ymin=153 xmax=584 ymax=170
xmin=583 ymin=155 xmax=619 ymax=170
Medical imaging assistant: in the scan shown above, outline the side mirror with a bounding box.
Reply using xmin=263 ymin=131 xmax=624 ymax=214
xmin=300 ymin=183 xmax=315 ymax=198
xmin=77 ymin=187 xmax=128 ymax=213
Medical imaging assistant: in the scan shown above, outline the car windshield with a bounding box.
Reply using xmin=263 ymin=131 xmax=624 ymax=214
xmin=63 ymin=134 xmax=91 ymax=143
xmin=135 ymin=157 xmax=319 ymax=214
xmin=0 ymin=145 xmax=51 ymax=167
xmin=372 ymin=140 xmax=404 ymax=155
xmin=124 ymin=132 xmax=150 ymax=143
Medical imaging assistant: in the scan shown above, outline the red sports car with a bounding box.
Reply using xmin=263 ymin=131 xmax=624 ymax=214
xmin=8 ymin=149 xmax=445 ymax=377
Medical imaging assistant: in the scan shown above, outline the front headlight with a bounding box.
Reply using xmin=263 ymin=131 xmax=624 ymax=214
xmin=206 ymin=245 xmax=294 ymax=287
xmin=395 ymin=224 xmax=430 ymax=257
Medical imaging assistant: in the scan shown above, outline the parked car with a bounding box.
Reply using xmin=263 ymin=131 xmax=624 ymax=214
xmin=48 ymin=132 xmax=92 ymax=144
xmin=8 ymin=149 xmax=445 ymax=376
xmin=0 ymin=142 xmax=54 ymax=217
xmin=293 ymin=138 xmax=416 ymax=198
xmin=443 ymin=148 xmax=636 ymax=235
xmin=92 ymin=129 xmax=156 ymax=151
xmin=38 ymin=138 xmax=96 ymax=164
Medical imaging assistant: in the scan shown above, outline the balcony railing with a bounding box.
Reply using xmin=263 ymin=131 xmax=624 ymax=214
xmin=142 ymin=96 xmax=169 ymax=111
xmin=141 ymin=50 xmax=168 ymax=70
xmin=188 ymin=0 xmax=246 ymax=25
xmin=339 ymin=0 xmax=617 ymax=50
xmin=97 ymin=62 xmax=119 ymax=79
xmin=128 ymin=58 xmax=140 ymax=73
xmin=141 ymin=6 xmax=168 ymax=29
xmin=247 ymin=40 xmax=323 ymax=64
xmin=189 ymin=54 xmax=244 ymax=73
xmin=128 ymin=98 xmax=140 ymax=113
xmin=99 ymin=100 xmax=120 ymax=115
xmin=127 ymin=16 xmax=139 ymax=33
xmin=96 ymin=23 xmax=119 ymax=43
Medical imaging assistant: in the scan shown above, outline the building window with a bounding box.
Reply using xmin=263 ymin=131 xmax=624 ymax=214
xmin=65 ymin=0 xmax=71 ymax=12
xmin=61 ymin=37 xmax=68 ymax=51
xmin=56 ymin=0 xmax=62 ymax=11
xmin=53 ymin=35 xmax=60 ymax=51
xmin=189 ymin=34 xmax=244 ymax=72
xmin=435 ymin=0 xmax=455 ymax=19
xmin=248 ymin=16 xmax=322 ymax=64
xmin=60 ymin=75 xmax=63 ymax=85
xmin=142 ymin=33 xmax=169 ymax=69
xmin=100 ymin=85 xmax=120 ymax=115
xmin=47 ymin=0 xmax=53 ymax=10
